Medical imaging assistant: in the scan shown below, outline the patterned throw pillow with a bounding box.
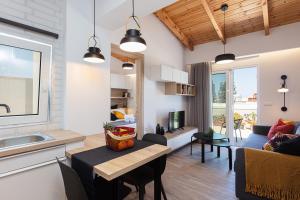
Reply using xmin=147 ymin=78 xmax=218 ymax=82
xmin=267 ymin=119 xmax=295 ymax=139
xmin=263 ymin=133 xmax=299 ymax=151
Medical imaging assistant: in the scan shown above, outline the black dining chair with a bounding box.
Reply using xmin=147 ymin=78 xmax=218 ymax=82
xmin=123 ymin=133 xmax=168 ymax=200
xmin=56 ymin=158 xmax=89 ymax=200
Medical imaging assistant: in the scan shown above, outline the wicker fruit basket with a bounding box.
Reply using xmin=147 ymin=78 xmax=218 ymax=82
xmin=105 ymin=127 xmax=136 ymax=151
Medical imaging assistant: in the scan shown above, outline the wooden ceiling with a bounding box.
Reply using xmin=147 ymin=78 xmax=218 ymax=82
xmin=154 ymin=0 xmax=300 ymax=50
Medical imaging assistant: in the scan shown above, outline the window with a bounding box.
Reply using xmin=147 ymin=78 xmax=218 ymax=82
xmin=0 ymin=33 xmax=51 ymax=126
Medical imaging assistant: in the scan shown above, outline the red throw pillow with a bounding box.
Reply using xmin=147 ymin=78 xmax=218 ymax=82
xmin=267 ymin=119 xmax=294 ymax=139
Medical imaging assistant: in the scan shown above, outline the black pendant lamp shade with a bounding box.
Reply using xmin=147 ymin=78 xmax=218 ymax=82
xmin=83 ymin=0 xmax=105 ymax=63
xmin=122 ymin=62 xmax=134 ymax=70
xmin=83 ymin=47 xmax=105 ymax=63
xmin=215 ymin=4 xmax=235 ymax=64
xmin=215 ymin=53 xmax=235 ymax=64
xmin=120 ymin=0 xmax=147 ymax=52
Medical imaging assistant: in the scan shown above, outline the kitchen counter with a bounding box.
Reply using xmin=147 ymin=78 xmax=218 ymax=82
xmin=0 ymin=130 xmax=85 ymax=158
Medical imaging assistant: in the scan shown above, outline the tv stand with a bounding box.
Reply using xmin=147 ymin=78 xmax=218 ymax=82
xmin=165 ymin=126 xmax=198 ymax=152
xmin=168 ymin=127 xmax=185 ymax=133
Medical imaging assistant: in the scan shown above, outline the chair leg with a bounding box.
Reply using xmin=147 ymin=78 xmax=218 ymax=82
xmin=161 ymin=183 xmax=167 ymax=200
xmin=239 ymin=129 xmax=242 ymax=141
xmin=138 ymin=185 xmax=145 ymax=200
xmin=228 ymin=147 xmax=232 ymax=170
xmin=235 ymin=130 xmax=237 ymax=143
xmin=135 ymin=184 xmax=139 ymax=192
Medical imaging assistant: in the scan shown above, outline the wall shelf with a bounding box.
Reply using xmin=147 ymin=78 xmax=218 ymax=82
xmin=165 ymin=82 xmax=196 ymax=96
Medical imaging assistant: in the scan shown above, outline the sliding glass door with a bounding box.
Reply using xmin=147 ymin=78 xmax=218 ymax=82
xmin=212 ymin=72 xmax=228 ymax=136
xmin=233 ymin=67 xmax=257 ymax=142
xmin=212 ymin=67 xmax=257 ymax=145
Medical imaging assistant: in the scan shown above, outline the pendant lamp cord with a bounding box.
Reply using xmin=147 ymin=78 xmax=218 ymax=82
xmin=131 ymin=0 xmax=140 ymax=29
xmin=92 ymin=0 xmax=97 ymax=47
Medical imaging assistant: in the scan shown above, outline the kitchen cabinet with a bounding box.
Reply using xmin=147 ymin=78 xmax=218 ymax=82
xmin=111 ymin=73 xmax=131 ymax=89
xmin=180 ymin=71 xmax=189 ymax=84
xmin=0 ymin=141 xmax=83 ymax=200
xmin=172 ymin=69 xmax=181 ymax=83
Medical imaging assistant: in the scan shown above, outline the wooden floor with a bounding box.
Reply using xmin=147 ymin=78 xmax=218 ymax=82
xmin=125 ymin=143 xmax=237 ymax=200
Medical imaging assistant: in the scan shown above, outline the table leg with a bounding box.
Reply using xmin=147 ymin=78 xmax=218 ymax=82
xmin=210 ymin=145 xmax=213 ymax=152
xmin=112 ymin=178 xmax=121 ymax=200
xmin=217 ymin=146 xmax=220 ymax=157
xmin=190 ymin=137 xmax=193 ymax=155
xmin=201 ymin=142 xmax=205 ymax=163
xmin=154 ymin=158 xmax=162 ymax=200
xmin=228 ymin=147 xmax=232 ymax=170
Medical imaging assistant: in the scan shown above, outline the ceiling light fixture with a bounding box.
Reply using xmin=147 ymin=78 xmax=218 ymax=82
xmin=120 ymin=0 xmax=147 ymax=53
xmin=215 ymin=4 xmax=235 ymax=64
xmin=122 ymin=62 xmax=134 ymax=70
xmin=83 ymin=0 xmax=105 ymax=63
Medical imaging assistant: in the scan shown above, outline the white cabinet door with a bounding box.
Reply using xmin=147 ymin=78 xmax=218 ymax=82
xmin=125 ymin=76 xmax=132 ymax=90
xmin=172 ymin=69 xmax=181 ymax=83
xmin=181 ymin=71 xmax=189 ymax=84
xmin=0 ymin=161 xmax=65 ymax=200
xmin=161 ymin=65 xmax=173 ymax=82
xmin=111 ymin=74 xmax=130 ymax=89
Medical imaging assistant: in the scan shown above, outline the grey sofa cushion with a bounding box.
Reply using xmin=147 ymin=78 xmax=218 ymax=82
xmin=242 ymin=133 xmax=268 ymax=149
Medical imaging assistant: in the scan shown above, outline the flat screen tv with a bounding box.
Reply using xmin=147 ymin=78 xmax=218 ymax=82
xmin=168 ymin=111 xmax=185 ymax=132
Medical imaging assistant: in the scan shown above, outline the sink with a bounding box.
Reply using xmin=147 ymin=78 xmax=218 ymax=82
xmin=0 ymin=133 xmax=54 ymax=150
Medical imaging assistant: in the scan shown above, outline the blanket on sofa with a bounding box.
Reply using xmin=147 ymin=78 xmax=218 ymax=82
xmin=245 ymin=148 xmax=300 ymax=200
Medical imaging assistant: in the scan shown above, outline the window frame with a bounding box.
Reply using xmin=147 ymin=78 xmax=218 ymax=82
xmin=0 ymin=33 xmax=52 ymax=127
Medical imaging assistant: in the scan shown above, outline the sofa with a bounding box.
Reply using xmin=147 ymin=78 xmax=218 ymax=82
xmin=235 ymin=125 xmax=299 ymax=200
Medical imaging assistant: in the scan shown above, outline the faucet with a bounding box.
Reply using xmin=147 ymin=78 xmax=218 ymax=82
xmin=0 ymin=104 xmax=11 ymax=113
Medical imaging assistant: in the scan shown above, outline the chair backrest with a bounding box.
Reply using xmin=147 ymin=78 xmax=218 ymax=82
xmin=142 ymin=133 xmax=167 ymax=175
xmin=57 ymin=158 xmax=89 ymax=200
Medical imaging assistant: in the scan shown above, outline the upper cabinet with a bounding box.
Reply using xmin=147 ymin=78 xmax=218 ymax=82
xmin=151 ymin=65 xmax=189 ymax=84
xmin=180 ymin=71 xmax=188 ymax=84
xmin=111 ymin=74 xmax=131 ymax=90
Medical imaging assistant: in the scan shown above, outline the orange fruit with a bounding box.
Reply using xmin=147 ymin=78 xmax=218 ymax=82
xmin=118 ymin=141 xmax=127 ymax=150
xmin=127 ymin=139 xmax=134 ymax=147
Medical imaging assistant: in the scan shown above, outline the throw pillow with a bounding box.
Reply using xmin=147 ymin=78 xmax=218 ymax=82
xmin=282 ymin=119 xmax=295 ymax=125
xmin=296 ymin=126 xmax=300 ymax=135
xmin=263 ymin=133 xmax=298 ymax=151
xmin=111 ymin=113 xmax=118 ymax=121
xmin=113 ymin=111 xmax=125 ymax=119
xmin=267 ymin=119 xmax=294 ymax=139
xmin=275 ymin=136 xmax=300 ymax=156
xmin=294 ymin=122 xmax=300 ymax=134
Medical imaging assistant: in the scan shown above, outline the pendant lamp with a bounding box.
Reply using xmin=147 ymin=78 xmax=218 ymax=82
xmin=122 ymin=62 xmax=134 ymax=70
xmin=215 ymin=4 xmax=235 ymax=64
xmin=120 ymin=0 xmax=147 ymax=52
xmin=83 ymin=0 xmax=105 ymax=63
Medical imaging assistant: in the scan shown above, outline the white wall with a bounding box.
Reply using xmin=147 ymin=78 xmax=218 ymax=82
xmin=258 ymin=48 xmax=300 ymax=125
xmin=112 ymin=14 xmax=187 ymax=132
xmin=64 ymin=0 xmax=111 ymax=135
xmin=185 ymin=22 xmax=300 ymax=64
xmin=187 ymin=22 xmax=300 ymax=125
xmin=0 ymin=0 xmax=65 ymax=136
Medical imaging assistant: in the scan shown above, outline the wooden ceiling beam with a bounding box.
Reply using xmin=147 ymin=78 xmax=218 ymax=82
xmin=200 ymin=0 xmax=225 ymax=44
xmin=154 ymin=9 xmax=194 ymax=51
xmin=111 ymin=52 xmax=135 ymax=63
xmin=262 ymin=0 xmax=270 ymax=35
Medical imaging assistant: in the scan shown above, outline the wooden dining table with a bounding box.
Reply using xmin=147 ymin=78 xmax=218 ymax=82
xmin=66 ymin=134 xmax=171 ymax=200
